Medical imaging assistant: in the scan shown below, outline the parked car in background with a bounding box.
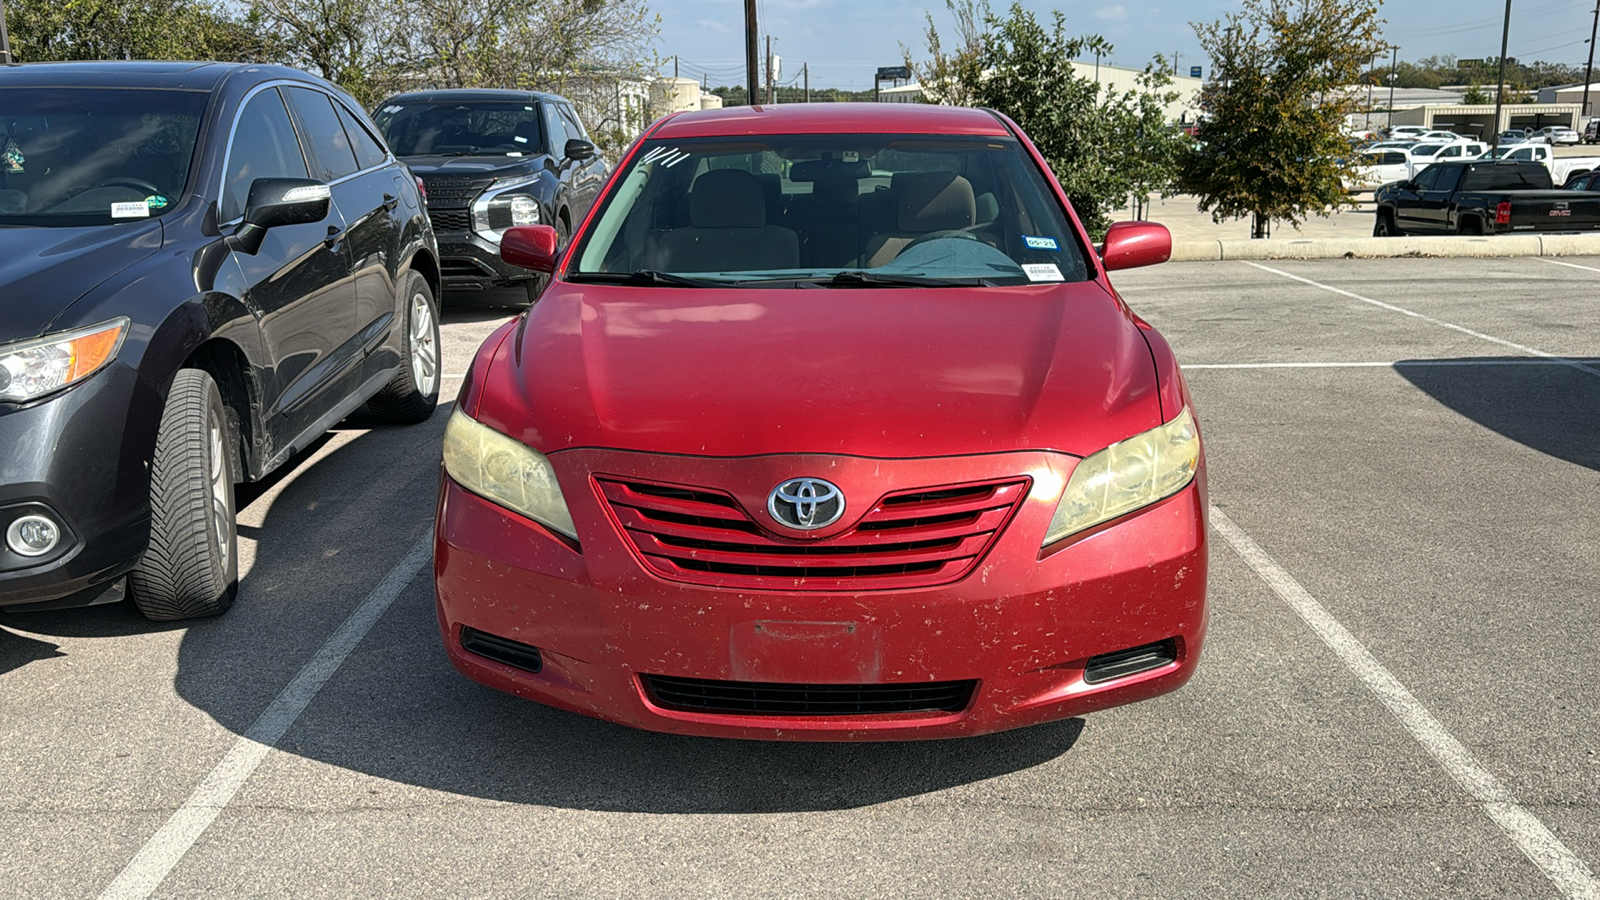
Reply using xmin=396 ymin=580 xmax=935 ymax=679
xmin=1564 ymin=170 xmax=1600 ymax=192
xmin=1496 ymin=130 xmax=1529 ymax=146
xmin=1482 ymin=142 xmax=1600 ymax=184
xmin=1406 ymin=140 xmax=1488 ymax=177
xmin=436 ymin=102 xmax=1207 ymax=740
xmin=1374 ymin=159 xmax=1600 ymax=236
xmin=1350 ymin=149 xmax=1411 ymax=189
xmin=1388 ymin=125 xmax=1429 ymax=141
xmin=1418 ymin=130 xmax=1465 ymax=142
xmin=373 ymin=89 xmax=608 ymax=302
xmin=1585 ymin=119 xmax=1599 ymax=144
xmin=1530 ymin=126 xmax=1580 ymax=146
xmin=0 ymin=62 xmax=441 ymax=620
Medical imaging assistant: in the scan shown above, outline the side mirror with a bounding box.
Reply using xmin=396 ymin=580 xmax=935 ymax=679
xmin=229 ymin=178 xmax=330 ymax=255
xmin=1099 ymin=221 xmax=1171 ymax=272
xmin=564 ymin=138 xmax=597 ymax=162
xmin=501 ymin=224 xmax=560 ymax=273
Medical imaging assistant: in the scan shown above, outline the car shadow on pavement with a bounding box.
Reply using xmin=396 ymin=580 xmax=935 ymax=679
xmin=0 ymin=627 xmax=65 ymax=675
xmin=440 ymin=287 xmax=531 ymax=326
xmin=1395 ymin=357 xmax=1600 ymax=471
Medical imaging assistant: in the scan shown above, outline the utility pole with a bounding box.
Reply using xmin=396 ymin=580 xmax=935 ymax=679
xmin=1172 ymin=52 xmax=1180 ymax=75
xmin=744 ymin=0 xmax=759 ymax=106
xmin=0 ymin=0 xmax=12 ymax=65
xmin=1492 ymin=0 xmax=1512 ymax=149
xmin=1387 ymin=45 xmax=1398 ymax=131
xmin=1583 ymin=0 xmax=1599 ymax=124
xmin=803 ymin=63 xmax=809 ymax=103
xmin=672 ymin=55 xmax=678 ymax=79
xmin=765 ymin=35 xmax=773 ymax=105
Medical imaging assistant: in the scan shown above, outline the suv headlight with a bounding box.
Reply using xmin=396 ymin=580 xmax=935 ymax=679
xmin=442 ymin=409 xmax=577 ymax=540
xmin=0 ymin=318 xmax=129 ymax=403
xmin=471 ymin=176 xmax=541 ymax=244
xmin=1043 ymin=408 xmax=1199 ymax=546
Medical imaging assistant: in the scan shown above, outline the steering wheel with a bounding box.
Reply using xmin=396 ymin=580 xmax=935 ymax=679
xmin=97 ymin=177 xmax=162 ymax=195
xmin=900 ymin=228 xmax=983 ymax=253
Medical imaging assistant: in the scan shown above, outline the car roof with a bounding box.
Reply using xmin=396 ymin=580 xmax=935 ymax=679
xmin=0 ymin=60 xmax=329 ymax=92
xmin=650 ymin=103 xmax=1013 ymax=139
xmin=382 ymin=88 xmax=569 ymax=104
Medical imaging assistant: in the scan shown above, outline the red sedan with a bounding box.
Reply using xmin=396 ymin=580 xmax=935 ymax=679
xmin=434 ymin=103 xmax=1206 ymax=740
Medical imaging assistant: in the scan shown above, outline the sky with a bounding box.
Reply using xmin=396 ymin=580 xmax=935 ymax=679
xmin=652 ymin=0 xmax=1600 ymax=92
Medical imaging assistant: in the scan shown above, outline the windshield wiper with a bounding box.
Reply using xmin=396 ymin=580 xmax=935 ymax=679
xmin=824 ymin=270 xmax=1000 ymax=288
xmin=566 ymin=270 xmax=729 ymax=288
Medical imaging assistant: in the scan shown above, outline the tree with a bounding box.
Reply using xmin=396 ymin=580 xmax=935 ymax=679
xmin=1180 ymin=0 xmax=1384 ymax=238
xmin=8 ymin=0 xmax=275 ymax=63
xmin=907 ymin=1 xmax=1190 ymax=238
xmin=1463 ymin=84 xmax=1489 ymax=105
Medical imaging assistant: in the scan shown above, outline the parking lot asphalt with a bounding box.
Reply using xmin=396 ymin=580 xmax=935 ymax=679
xmin=3 ymin=260 xmax=1599 ymax=898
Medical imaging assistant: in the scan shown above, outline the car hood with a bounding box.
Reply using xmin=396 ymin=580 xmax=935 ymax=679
xmin=0 ymin=220 xmax=163 ymax=344
xmin=471 ymin=280 xmax=1164 ymax=459
xmin=402 ymin=155 xmax=542 ymax=178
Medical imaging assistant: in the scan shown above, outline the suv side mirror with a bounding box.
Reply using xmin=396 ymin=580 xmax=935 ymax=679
xmin=1099 ymin=221 xmax=1171 ymax=272
xmin=501 ymin=224 xmax=560 ymax=273
xmin=229 ymin=178 xmax=330 ymax=255
xmin=564 ymin=138 xmax=597 ymax=162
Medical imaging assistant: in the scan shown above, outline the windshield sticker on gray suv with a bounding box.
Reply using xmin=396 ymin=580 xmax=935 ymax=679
xmin=639 ymin=146 xmax=691 ymax=168
xmin=1023 ymin=235 xmax=1059 ymax=250
xmin=2 ymin=138 xmax=23 ymax=174
xmin=111 ymin=201 xmax=151 ymax=219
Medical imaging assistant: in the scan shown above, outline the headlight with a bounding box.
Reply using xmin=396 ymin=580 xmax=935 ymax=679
xmin=471 ymin=180 xmax=541 ymax=244
xmin=441 ymin=409 xmax=577 ymax=540
xmin=0 ymin=318 xmax=129 ymax=403
xmin=1043 ymin=408 xmax=1199 ymax=546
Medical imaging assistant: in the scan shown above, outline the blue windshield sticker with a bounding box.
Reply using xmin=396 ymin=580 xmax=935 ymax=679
xmin=1023 ymin=235 xmax=1059 ymax=251
xmin=2 ymin=138 xmax=23 ymax=174
xmin=145 ymin=194 xmax=170 ymax=210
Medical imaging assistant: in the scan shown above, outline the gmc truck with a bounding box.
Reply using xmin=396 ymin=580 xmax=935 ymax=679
xmin=1373 ymin=160 xmax=1600 ymax=236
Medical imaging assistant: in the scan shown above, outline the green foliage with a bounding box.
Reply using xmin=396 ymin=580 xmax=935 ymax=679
xmin=1180 ymin=0 xmax=1384 ymax=237
xmin=908 ymin=0 xmax=1190 ymax=239
xmin=8 ymin=0 xmax=275 ymax=63
xmin=1463 ymin=84 xmax=1489 ymax=105
xmin=1362 ymin=55 xmax=1584 ymax=93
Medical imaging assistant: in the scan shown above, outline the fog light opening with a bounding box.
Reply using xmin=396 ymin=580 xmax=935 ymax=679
xmin=6 ymin=515 xmax=61 ymax=557
xmin=1083 ymin=638 xmax=1179 ymax=685
xmin=460 ymin=626 xmax=544 ymax=674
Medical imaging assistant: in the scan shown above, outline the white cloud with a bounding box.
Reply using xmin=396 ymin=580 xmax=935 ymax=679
xmin=1096 ymin=4 xmax=1128 ymax=20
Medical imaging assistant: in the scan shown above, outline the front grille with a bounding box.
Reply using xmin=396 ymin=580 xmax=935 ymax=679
xmin=429 ymin=209 xmax=472 ymax=233
xmin=596 ymin=477 xmax=1029 ymax=591
xmin=642 ymin=674 xmax=976 ymax=715
xmin=420 ymin=175 xmax=494 ymax=208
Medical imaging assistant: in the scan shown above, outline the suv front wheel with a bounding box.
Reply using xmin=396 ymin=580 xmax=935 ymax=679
xmin=131 ymin=368 xmax=238 ymax=621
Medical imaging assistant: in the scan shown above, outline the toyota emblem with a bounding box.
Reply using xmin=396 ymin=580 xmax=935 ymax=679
xmin=767 ymin=478 xmax=846 ymax=530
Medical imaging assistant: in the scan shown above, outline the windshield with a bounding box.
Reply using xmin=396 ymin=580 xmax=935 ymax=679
xmin=1410 ymin=143 xmax=1446 ymax=157
xmin=373 ymin=100 xmax=544 ymax=157
xmin=0 ymin=87 xmax=206 ymax=227
xmin=571 ymin=133 xmax=1091 ymax=287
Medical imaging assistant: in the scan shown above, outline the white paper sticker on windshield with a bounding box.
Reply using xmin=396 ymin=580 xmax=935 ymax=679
xmin=111 ymin=201 xmax=151 ymax=219
xmin=514 ymin=135 xmax=528 ymax=143
xmin=507 ymin=151 xmax=523 ymax=157
xmin=381 ymin=105 xmax=403 ymax=114
xmin=1022 ymin=263 xmax=1064 ymax=282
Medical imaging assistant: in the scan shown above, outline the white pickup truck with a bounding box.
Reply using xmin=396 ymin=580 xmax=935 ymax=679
xmin=1483 ymin=143 xmax=1600 ymax=184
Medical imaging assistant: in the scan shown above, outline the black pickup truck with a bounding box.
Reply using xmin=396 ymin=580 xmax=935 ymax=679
xmin=1373 ymin=160 xmax=1600 ymax=236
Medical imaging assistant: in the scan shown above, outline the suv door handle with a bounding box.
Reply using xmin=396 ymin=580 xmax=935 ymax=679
xmin=324 ymin=225 xmax=344 ymax=250
xmin=381 ymin=193 xmax=399 ymax=212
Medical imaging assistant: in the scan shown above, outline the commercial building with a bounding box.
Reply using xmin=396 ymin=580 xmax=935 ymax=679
xmin=878 ymin=61 xmax=1203 ymax=123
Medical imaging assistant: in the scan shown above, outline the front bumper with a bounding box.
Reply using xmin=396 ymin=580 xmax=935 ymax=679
xmin=434 ymin=449 xmax=1209 ymax=741
xmin=0 ymin=362 xmax=153 ymax=609
xmin=432 ymin=226 xmax=536 ymax=292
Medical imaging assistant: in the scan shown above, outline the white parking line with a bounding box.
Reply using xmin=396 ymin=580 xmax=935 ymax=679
xmin=1242 ymin=261 xmax=1600 ymax=380
xmin=97 ymin=530 xmax=435 ymax=900
xmin=1210 ymin=507 xmax=1600 ymax=900
xmin=1185 ymin=359 xmax=1578 ymax=370
xmin=1535 ymin=258 xmax=1600 ymax=275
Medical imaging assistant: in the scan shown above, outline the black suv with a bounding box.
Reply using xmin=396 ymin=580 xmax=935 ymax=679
xmin=373 ymin=89 xmax=608 ymax=300
xmin=0 ymin=62 xmax=441 ymax=620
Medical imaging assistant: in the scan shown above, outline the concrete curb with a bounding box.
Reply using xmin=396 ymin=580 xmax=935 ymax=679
xmin=1169 ymin=233 xmax=1600 ymax=261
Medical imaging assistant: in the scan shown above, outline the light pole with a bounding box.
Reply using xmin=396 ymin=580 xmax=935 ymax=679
xmin=744 ymin=0 xmax=759 ymax=106
xmin=1582 ymin=0 xmax=1598 ymax=126
xmin=0 ymin=0 xmax=13 ymax=65
xmin=1386 ymin=45 xmax=1398 ymax=131
xmin=1492 ymin=0 xmax=1512 ymax=149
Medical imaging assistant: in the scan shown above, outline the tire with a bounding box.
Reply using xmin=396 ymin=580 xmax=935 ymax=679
xmin=367 ymin=271 xmax=441 ymax=424
xmin=1458 ymin=217 xmax=1484 ymax=236
xmin=1373 ymin=210 xmax=1401 ymax=237
xmin=130 ymin=369 xmax=238 ymax=621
